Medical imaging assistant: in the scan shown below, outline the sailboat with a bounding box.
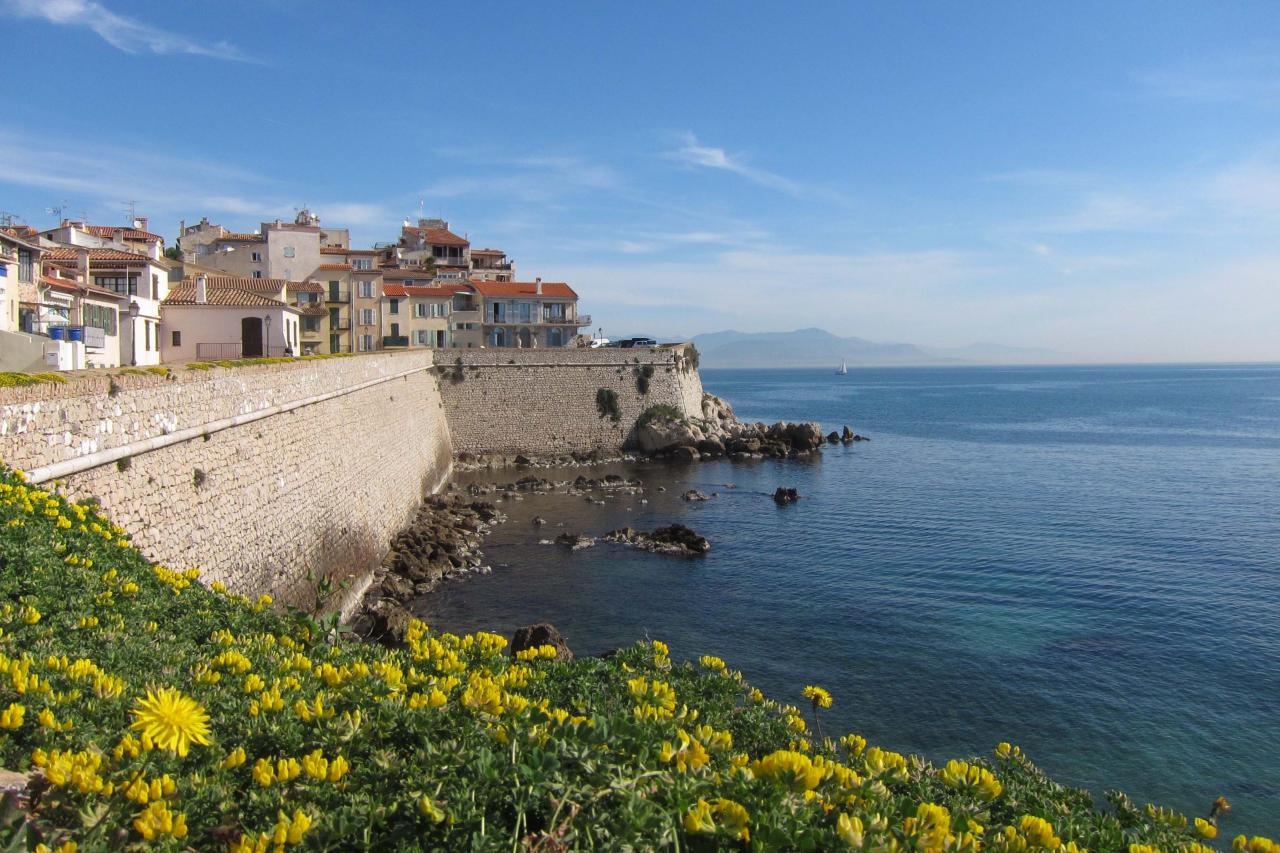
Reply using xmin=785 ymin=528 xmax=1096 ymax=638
xmin=836 ymin=358 xmax=848 ymax=375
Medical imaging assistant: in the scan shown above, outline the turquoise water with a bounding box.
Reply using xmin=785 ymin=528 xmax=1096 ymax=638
xmin=417 ymin=364 xmax=1280 ymax=838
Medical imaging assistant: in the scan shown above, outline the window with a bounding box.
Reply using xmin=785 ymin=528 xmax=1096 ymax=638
xmin=145 ymin=321 xmax=152 ymax=351
xmin=171 ymin=330 xmax=181 ymax=347
xmin=83 ymin=304 xmax=118 ymax=336
xmin=390 ymin=322 xmax=400 ymax=336
xmin=389 ymin=298 xmax=399 ymax=315
xmin=353 ymin=258 xmax=372 ymax=270
xmin=416 ymin=330 xmax=428 ymax=346
xmin=251 ymin=251 xmax=262 ymax=262
xmin=328 ymin=281 xmax=341 ymax=302
xmin=17 ymin=249 xmax=32 ymax=283
xmin=544 ymin=303 xmax=567 ymax=321
xmin=283 ymin=246 xmax=295 ymax=258
xmin=151 ymin=273 xmax=159 ymax=297
xmin=303 ymin=317 xmax=321 ymax=332
xmin=359 ymin=280 xmax=374 ymax=298
xmin=414 ymin=303 xmax=426 ymax=318
xmin=330 ymin=334 xmax=342 ymax=353
xmin=360 ymin=308 xmax=374 ymax=325
xmin=358 ymin=334 xmax=374 ymax=352
xmin=252 ymin=270 xmax=262 ymax=279
xmin=94 ymin=276 xmax=138 ymax=296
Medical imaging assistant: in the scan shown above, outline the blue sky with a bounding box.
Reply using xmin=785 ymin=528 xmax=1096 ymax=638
xmin=3 ymin=1 xmax=1279 ymax=361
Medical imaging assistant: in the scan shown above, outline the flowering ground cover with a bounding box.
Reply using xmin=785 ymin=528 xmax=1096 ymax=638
xmin=0 ymin=464 xmax=1270 ymax=851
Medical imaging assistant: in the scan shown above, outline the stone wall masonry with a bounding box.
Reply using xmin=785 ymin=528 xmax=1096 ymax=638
xmin=0 ymin=353 xmax=453 ymax=612
xmin=439 ymin=345 xmax=706 ymax=456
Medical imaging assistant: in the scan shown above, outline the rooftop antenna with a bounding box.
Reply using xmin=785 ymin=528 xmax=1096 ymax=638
xmin=418 ymin=198 xmax=425 ymax=220
xmin=46 ymin=202 xmax=69 ymax=223
xmin=0 ymin=211 xmax=18 ymax=227
xmin=123 ymin=200 xmax=138 ymax=224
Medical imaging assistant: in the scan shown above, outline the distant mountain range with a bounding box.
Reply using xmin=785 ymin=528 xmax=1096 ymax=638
xmin=687 ymin=328 xmax=1066 ymax=368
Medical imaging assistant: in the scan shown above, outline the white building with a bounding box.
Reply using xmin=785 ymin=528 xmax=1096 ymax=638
xmin=160 ymin=275 xmax=302 ymax=362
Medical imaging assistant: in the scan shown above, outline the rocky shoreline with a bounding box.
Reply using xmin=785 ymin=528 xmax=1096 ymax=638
xmin=354 ymin=393 xmax=870 ymax=642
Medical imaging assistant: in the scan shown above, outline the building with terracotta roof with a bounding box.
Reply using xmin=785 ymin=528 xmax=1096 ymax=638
xmin=34 ymin=268 xmax=128 ymax=368
xmin=379 ymin=279 xmax=473 ymax=350
xmin=468 ymin=248 xmax=515 ymax=282
xmin=0 ymin=228 xmax=42 ymax=337
xmin=41 ymin=218 xmax=165 ymax=261
xmin=470 ymin=278 xmax=589 ymax=348
xmin=176 ymin=210 xmax=349 ymax=284
xmin=40 ymin=245 xmax=170 ymax=367
xmin=160 ymin=274 xmax=301 ymax=362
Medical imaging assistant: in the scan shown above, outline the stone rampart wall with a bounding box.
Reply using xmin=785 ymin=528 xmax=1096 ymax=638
xmin=438 ymin=345 xmax=705 ymax=456
xmin=0 ymin=353 xmax=452 ymax=611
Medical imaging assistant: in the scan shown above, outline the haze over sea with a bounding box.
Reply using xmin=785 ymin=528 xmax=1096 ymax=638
xmin=419 ymin=364 xmax=1280 ymax=838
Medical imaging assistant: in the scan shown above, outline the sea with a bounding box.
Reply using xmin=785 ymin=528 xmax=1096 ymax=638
xmin=415 ymin=363 xmax=1280 ymax=838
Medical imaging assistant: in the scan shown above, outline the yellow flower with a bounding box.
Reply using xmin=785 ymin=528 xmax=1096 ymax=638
xmin=940 ymin=759 xmax=1004 ymax=801
xmin=0 ymin=702 xmax=25 ymax=729
xmin=20 ymin=606 xmax=40 ymax=625
xmin=132 ymin=801 xmax=188 ymax=841
xmin=1019 ymin=815 xmax=1061 ymax=849
xmin=803 ymin=685 xmax=834 ymax=708
xmin=751 ymin=749 xmax=824 ymax=791
xmin=130 ymin=688 xmax=211 ymax=757
xmin=419 ymin=796 xmax=446 ymax=823
xmin=699 ymin=655 xmax=726 ymax=671
xmin=328 ymin=754 xmax=349 ymax=782
xmin=712 ymin=799 xmax=750 ymax=842
xmin=1194 ymin=818 xmax=1218 ymax=840
xmin=252 ymin=759 xmax=276 ymax=787
xmin=837 ymin=813 xmax=864 ymax=847
xmin=683 ymin=799 xmax=716 ymax=834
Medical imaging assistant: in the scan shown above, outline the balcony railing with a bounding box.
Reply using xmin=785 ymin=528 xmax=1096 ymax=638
xmin=325 ymin=290 xmax=350 ymax=303
xmin=451 ymin=308 xmax=481 ymax=321
xmin=382 ymin=335 xmax=409 ymax=348
xmin=330 ymin=318 xmax=351 ymax=331
xmin=195 ymin=343 xmax=291 ymax=359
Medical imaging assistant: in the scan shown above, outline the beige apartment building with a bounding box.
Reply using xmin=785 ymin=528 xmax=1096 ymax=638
xmin=471 ymin=279 xmax=588 ymax=348
xmin=288 ymin=282 xmax=328 ymax=355
xmin=177 ymin=210 xmax=349 ymax=283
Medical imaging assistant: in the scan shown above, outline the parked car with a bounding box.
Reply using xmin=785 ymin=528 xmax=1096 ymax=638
xmin=619 ymin=337 xmax=657 ymax=348
xmin=588 ymin=338 xmax=611 ymax=348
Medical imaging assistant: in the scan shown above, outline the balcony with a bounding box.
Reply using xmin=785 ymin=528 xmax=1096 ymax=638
xmin=540 ymin=313 xmax=590 ymax=326
xmin=330 ymin=318 xmax=351 ymax=331
xmin=382 ymin=335 xmax=409 ymax=348
xmin=325 ymin=289 xmax=350 ymax=303
xmin=451 ymin=308 xmax=481 ymax=322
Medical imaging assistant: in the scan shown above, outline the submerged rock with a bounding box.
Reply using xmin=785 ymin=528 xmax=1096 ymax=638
xmin=773 ymin=487 xmax=800 ymax=505
xmin=510 ymin=623 xmax=573 ymax=662
xmin=681 ymin=489 xmax=711 ymax=502
xmin=603 ymin=523 xmax=710 ymax=556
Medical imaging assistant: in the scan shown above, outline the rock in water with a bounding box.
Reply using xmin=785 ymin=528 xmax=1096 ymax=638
xmin=681 ymin=489 xmax=711 ymax=502
xmin=510 ymin=623 xmax=573 ymax=661
xmin=826 ymin=431 xmax=841 ymax=443
xmin=773 ymin=487 xmax=800 ymax=505
xmin=670 ymin=445 xmax=700 ymax=463
xmin=841 ymin=426 xmax=854 ymax=444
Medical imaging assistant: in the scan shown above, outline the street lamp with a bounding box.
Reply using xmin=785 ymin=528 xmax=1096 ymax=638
xmin=264 ymin=314 xmax=271 ymax=357
xmin=127 ymin=301 xmax=140 ymax=367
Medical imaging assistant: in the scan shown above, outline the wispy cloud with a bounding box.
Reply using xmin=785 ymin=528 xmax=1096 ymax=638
xmin=1 ymin=0 xmax=254 ymax=62
xmin=665 ymin=132 xmax=805 ymax=195
xmin=0 ymin=129 xmax=394 ymax=239
xmin=422 ymin=152 xmax=623 ymax=203
xmin=663 ymin=132 xmax=852 ymax=206
xmin=1133 ymin=49 xmax=1280 ymax=104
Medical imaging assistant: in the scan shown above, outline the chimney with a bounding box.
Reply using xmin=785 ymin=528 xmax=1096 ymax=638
xmin=112 ymin=228 xmax=125 ymax=244
xmin=76 ymin=248 xmax=90 ymax=281
xmin=535 ymin=277 xmax=543 ymax=295
xmin=134 ymin=217 xmax=148 ymax=231
xmin=195 ymin=274 xmax=207 ymax=304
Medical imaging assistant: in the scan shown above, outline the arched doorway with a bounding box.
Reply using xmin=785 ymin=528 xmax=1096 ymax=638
xmin=241 ymin=316 xmax=264 ymax=357
xmin=490 ymin=327 xmax=506 ymax=348
xmin=546 ymin=327 xmax=563 ymax=347
xmin=517 ymin=327 xmax=532 ymax=349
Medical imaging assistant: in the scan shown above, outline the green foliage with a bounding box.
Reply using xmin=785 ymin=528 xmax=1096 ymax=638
xmin=676 ymin=343 xmax=700 ymax=374
xmin=595 ymin=387 xmax=621 ymax=423
xmin=450 ymin=357 xmax=466 ymax=384
xmin=635 ymin=363 xmax=655 ymax=395
xmin=0 ymin=465 xmax=1245 ymax=852
xmin=0 ymin=372 xmax=67 ymax=388
xmin=636 ymin=404 xmax=684 ymax=428
xmin=185 ymin=353 xmax=357 ymax=371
